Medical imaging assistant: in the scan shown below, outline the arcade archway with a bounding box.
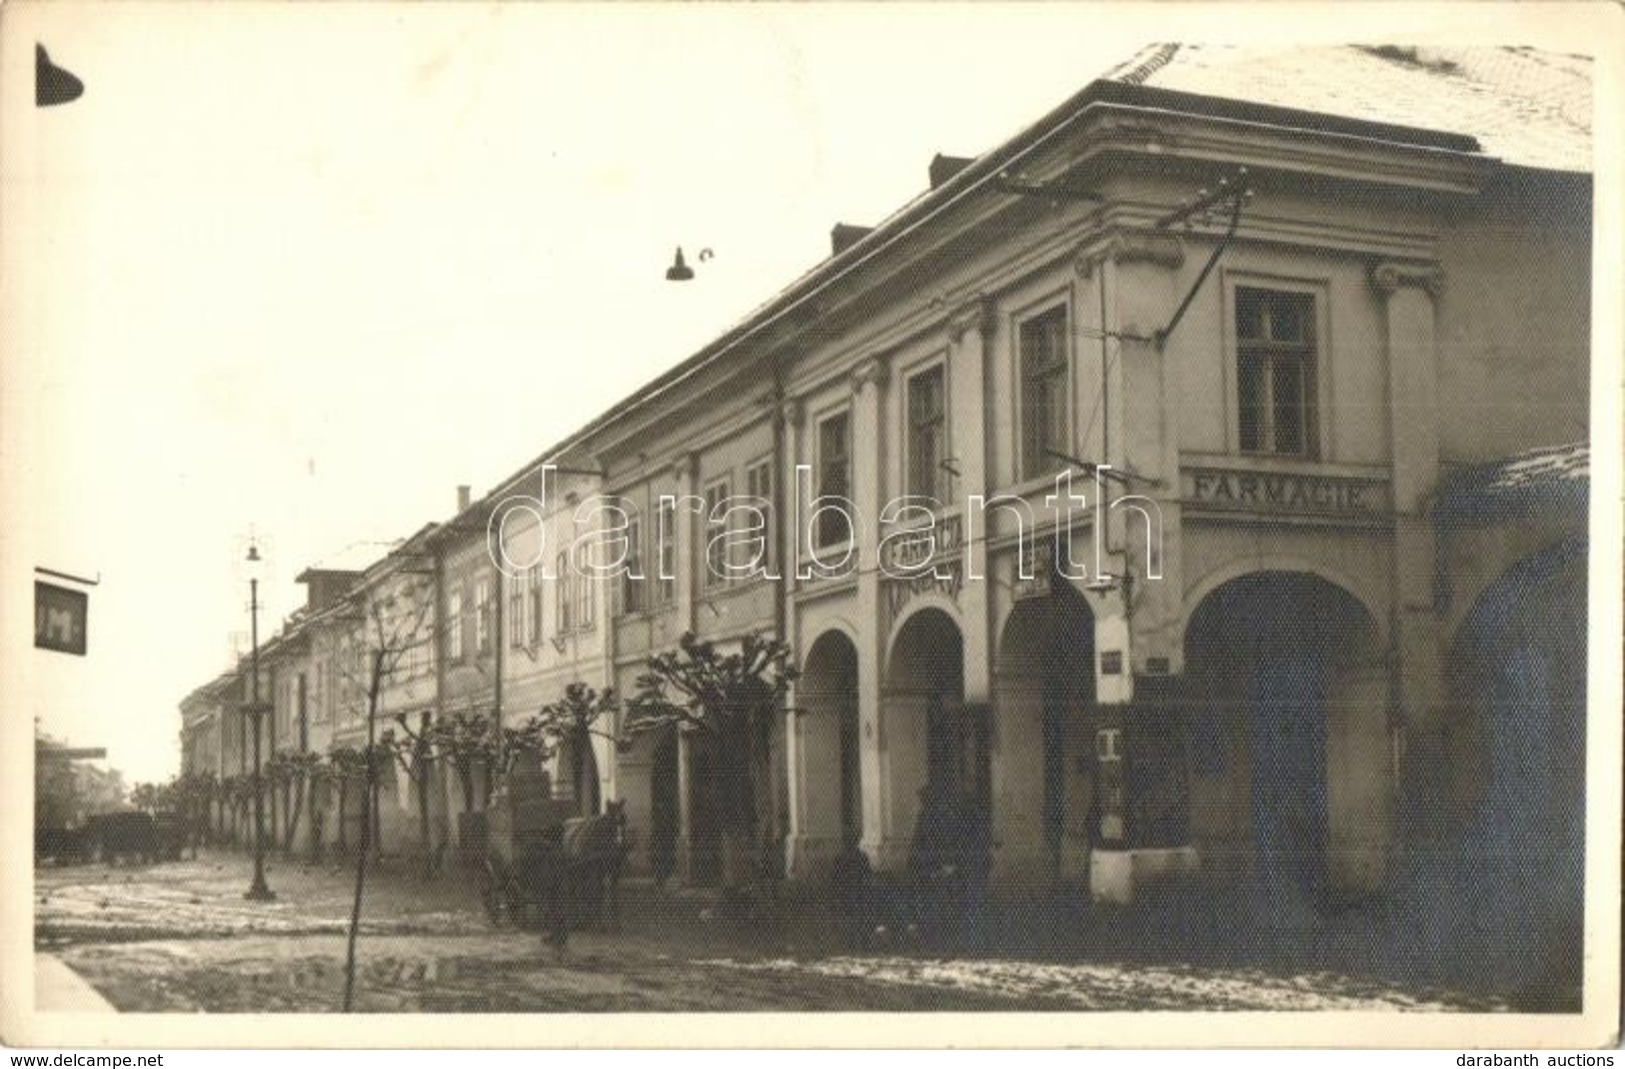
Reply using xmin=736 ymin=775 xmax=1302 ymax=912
xmin=883 ymin=608 xmax=976 ymax=864
xmin=994 ymin=582 xmax=1095 ymax=885
xmin=795 ymin=630 xmax=862 ymax=867
xmin=1184 ymin=571 xmax=1383 ymax=909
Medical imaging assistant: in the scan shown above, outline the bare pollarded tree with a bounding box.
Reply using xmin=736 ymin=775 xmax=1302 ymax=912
xmin=535 ymin=682 xmax=621 ymax=815
xmin=338 ymin=549 xmax=437 ymax=1013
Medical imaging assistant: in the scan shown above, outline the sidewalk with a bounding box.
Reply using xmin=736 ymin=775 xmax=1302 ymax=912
xmin=35 ymin=954 xmax=116 ymax=1013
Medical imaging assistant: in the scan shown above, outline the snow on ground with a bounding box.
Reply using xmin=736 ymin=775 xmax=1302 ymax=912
xmin=36 ymin=853 xmax=1507 ymax=1013
xmin=703 ymin=956 xmax=1502 ymax=1012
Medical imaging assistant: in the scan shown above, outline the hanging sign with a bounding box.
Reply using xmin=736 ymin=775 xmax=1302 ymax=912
xmin=35 ymin=581 xmax=88 ymax=655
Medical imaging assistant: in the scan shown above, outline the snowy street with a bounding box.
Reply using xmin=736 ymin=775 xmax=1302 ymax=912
xmin=34 ymin=854 xmax=1504 ymax=1013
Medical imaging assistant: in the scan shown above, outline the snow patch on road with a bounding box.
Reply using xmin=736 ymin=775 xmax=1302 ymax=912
xmin=704 ymin=956 xmax=1504 ymax=1012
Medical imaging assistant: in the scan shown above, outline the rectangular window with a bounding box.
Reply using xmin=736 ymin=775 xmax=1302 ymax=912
xmin=1019 ymin=305 xmax=1070 ymax=479
xmin=907 ymin=364 xmax=947 ymax=500
xmin=508 ymin=574 xmax=525 ymax=649
xmin=577 ymin=567 xmax=595 ymax=630
xmin=447 ymin=590 xmax=464 ymax=662
xmin=655 ymin=498 xmax=676 ymax=605
xmin=620 ymin=515 xmax=645 ymax=615
xmin=1235 ymin=287 xmax=1316 ymax=457
xmin=474 ymin=579 xmax=491 ymax=653
xmin=527 ymin=566 xmax=543 ymax=646
xmin=703 ymin=478 xmax=730 ymax=587
xmin=816 ymin=412 xmax=852 ymax=548
xmin=556 ymin=551 xmax=574 ymax=632
xmin=745 ymin=458 xmax=774 ymax=576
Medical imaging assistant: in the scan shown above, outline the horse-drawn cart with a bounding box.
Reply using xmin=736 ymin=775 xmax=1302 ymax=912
xmin=478 ymin=788 xmax=626 ymax=945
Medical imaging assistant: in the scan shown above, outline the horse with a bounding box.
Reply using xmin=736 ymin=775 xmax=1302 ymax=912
xmin=557 ymin=799 xmax=627 ymax=931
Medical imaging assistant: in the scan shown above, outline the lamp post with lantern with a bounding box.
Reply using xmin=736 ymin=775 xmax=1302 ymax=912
xmin=243 ymin=539 xmax=276 ymax=901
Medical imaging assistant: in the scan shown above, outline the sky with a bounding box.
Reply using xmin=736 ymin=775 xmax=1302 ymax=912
xmin=6 ymin=3 xmax=1146 ymax=785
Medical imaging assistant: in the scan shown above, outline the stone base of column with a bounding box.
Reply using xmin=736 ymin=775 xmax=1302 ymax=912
xmin=1089 ymin=845 xmax=1200 ymax=905
xmin=866 ymin=835 xmax=913 ymax=875
xmin=785 ymin=833 xmax=845 ymax=881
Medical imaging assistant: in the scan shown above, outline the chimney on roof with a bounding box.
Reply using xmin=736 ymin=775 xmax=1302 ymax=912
xmin=929 ymin=153 xmax=975 ymax=189
xmin=830 ymin=223 xmax=873 ymax=256
xmin=457 ymin=484 xmax=472 ymax=511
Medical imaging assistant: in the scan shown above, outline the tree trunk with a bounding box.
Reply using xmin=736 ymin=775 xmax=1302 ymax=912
xmin=343 ymin=649 xmax=386 ymax=1013
xmin=458 ymin=759 xmax=476 ymax=814
xmin=286 ymin=775 xmax=306 ymax=853
xmin=308 ymin=778 xmax=325 ymax=863
xmin=576 ymin=726 xmax=601 ymax=815
xmin=336 ymin=781 xmax=349 ymax=856
xmin=416 ymin=757 xmax=435 ymax=879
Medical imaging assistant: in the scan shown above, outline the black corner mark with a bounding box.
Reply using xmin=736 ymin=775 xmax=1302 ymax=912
xmin=36 ymin=43 xmax=85 ymax=107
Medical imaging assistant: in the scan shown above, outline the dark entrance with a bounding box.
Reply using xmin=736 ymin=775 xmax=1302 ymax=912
xmin=1447 ymin=538 xmax=1586 ymax=1003
xmin=802 ymin=631 xmax=863 ymax=850
xmin=649 ymin=730 xmax=679 ymax=885
xmin=1185 ymin=571 xmax=1376 ymax=906
xmin=995 ymin=579 xmax=1095 ymax=881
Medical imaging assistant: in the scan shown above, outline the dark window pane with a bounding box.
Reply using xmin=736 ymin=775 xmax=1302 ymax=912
xmin=818 ymin=414 xmax=851 ymax=548
xmin=1020 ymin=307 xmax=1068 ymax=477
xmin=1236 ymin=288 xmax=1264 ymax=340
xmin=1267 ymin=292 xmax=1311 ymax=344
xmin=1238 ymin=353 xmax=1264 ymax=452
xmin=1272 ymin=358 xmax=1304 ymax=454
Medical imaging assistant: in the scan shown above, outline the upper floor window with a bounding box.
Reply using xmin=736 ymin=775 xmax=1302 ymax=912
xmin=527 ymin=565 xmax=544 ymax=646
xmin=556 ymin=551 xmax=575 ymax=632
xmin=1019 ymin=305 xmax=1070 ymax=479
xmin=703 ymin=477 xmax=731 ymax=587
xmin=655 ymin=497 xmax=677 ymax=605
xmin=508 ymin=573 xmax=526 ymax=649
xmin=473 ymin=579 xmax=491 ymax=654
xmin=620 ymin=514 xmax=645 ymax=615
xmin=1235 ymin=287 xmax=1316 ymax=457
xmin=577 ymin=564 xmax=595 ymax=631
xmin=447 ymin=589 xmax=464 ymax=662
xmin=906 ymin=364 xmax=948 ymax=501
xmin=745 ymin=458 xmax=774 ymax=576
xmin=816 ymin=411 xmax=852 ymax=548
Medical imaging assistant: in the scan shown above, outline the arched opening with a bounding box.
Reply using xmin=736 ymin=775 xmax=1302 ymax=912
xmin=884 ymin=608 xmax=978 ymax=866
xmin=1441 ymin=538 xmax=1586 ymax=1004
xmin=1184 ymin=571 xmax=1381 ymax=910
xmin=799 ymin=631 xmax=862 ymax=855
xmin=994 ymin=581 xmax=1095 ymax=885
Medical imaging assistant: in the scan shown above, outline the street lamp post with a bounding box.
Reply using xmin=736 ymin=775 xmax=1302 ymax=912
xmin=244 ymin=540 xmax=276 ymax=902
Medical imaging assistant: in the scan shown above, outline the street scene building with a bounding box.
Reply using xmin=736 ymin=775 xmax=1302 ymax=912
xmin=160 ymin=43 xmax=1590 ymax=1009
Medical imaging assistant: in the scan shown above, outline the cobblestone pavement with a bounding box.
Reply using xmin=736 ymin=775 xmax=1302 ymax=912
xmin=35 ymin=852 xmax=1506 ymax=1013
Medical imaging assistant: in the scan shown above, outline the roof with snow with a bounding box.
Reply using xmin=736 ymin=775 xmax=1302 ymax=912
xmin=1107 ymin=44 xmax=1592 ymax=173
xmin=1437 ymin=443 xmax=1590 ymax=525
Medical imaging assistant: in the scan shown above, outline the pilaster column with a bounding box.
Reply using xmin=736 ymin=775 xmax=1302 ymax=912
xmin=1086 ymin=233 xmax=1199 ymax=904
xmin=850 ymin=354 xmax=897 ymax=868
xmin=1372 ymin=261 xmax=1447 ymax=728
xmin=671 ymin=451 xmax=699 ymax=635
xmin=779 ymin=397 xmax=813 ymax=877
xmin=1104 ymin=230 xmax=1185 ymax=674
xmin=948 ymin=297 xmax=995 ymax=706
xmin=669 ymin=450 xmax=699 ymax=882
